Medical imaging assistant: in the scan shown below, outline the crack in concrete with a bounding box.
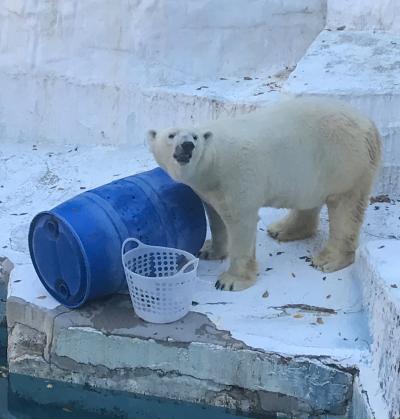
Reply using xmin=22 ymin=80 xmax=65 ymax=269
xmin=268 ymin=304 xmax=337 ymax=315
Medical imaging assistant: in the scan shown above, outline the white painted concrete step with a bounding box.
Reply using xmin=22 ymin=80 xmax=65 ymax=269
xmin=0 ymin=69 xmax=285 ymax=147
xmin=284 ymin=30 xmax=400 ymax=197
xmin=355 ymin=240 xmax=400 ymax=419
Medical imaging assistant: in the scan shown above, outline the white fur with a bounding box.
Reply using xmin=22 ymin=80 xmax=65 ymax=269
xmin=148 ymin=97 xmax=381 ymax=291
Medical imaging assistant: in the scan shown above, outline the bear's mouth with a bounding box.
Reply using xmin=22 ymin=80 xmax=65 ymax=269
xmin=173 ymin=154 xmax=191 ymax=165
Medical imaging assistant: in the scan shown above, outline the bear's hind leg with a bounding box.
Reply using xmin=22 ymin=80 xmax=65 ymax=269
xmin=312 ymin=186 xmax=370 ymax=273
xmin=199 ymin=203 xmax=228 ymax=260
xmin=215 ymin=212 xmax=259 ymax=291
xmin=267 ymin=208 xmax=321 ymax=242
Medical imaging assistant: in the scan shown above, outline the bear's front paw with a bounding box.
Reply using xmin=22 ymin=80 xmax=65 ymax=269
xmin=267 ymin=221 xmax=315 ymax=242
xmin=215 ymin=272 xmax=255 ymax=291
xmin=199 ymin=240 xmax=227 ymax=260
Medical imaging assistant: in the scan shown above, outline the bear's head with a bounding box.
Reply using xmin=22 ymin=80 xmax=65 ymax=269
xmin=147 ymin=128 xmax=213 ymax=181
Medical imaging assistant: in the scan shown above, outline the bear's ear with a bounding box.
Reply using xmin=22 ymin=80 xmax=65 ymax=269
xmin=203 ymin=131 xmax=213 ymax=141
xmin=147 ymin=130 xmax=157 ymax=142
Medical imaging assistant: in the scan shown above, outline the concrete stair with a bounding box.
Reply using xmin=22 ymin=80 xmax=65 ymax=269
xmin=0 ymin=0 xmax=325 ymax=146
xmin=284 ymin=29 xmax=400 ymax=197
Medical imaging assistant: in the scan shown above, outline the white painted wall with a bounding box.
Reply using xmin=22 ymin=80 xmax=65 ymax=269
xmin=0 ymin=0 xmax=327 ymax=145
xmin=0 ymin=0 xmax=326 ymax=86
xmin=327 ymin=0 xmax=400 ymax=33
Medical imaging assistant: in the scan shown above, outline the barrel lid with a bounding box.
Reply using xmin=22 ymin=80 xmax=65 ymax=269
xmin=28 ymin=212 xmax=89 ymax=308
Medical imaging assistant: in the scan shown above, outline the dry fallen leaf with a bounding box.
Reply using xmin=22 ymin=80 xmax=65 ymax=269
xmin=293 ymin=313 xmax=304 ymax=319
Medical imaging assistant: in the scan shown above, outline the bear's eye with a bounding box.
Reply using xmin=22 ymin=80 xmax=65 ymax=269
xmin=168 ymin=133 xmax=176 ymax=139
xmin=193 ymin=135 xmax=198 ymax=140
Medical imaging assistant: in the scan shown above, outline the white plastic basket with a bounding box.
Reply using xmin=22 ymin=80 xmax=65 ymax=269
xmin=121 ymin=238 xmax=199 ymax=323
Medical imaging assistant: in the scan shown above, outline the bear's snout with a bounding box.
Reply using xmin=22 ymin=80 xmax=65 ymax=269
xmin=173 ymin=141 xmax=195 ymax=164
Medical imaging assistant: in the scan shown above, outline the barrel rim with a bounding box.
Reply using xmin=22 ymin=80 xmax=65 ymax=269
xmin=28 ymin=211 xmax=91 ymax=309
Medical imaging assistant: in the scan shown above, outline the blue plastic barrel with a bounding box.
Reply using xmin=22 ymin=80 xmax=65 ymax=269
xmin=28 ymin=168 xmax=206 ymax=308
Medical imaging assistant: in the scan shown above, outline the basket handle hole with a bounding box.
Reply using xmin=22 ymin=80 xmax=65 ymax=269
xmin=122 ymin=238 xmax=144 ymax=257
xmin=183 ymin=265 xmax=194 ymax=274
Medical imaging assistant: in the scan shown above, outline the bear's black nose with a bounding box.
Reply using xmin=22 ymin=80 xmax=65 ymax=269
xmin=181 ymin=141 xmax=195 ymax=153
xmin=173 ymin=141 xmax=195 ymax=164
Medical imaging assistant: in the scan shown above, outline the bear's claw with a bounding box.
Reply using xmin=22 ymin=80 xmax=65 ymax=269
xmin=215 ymin=272 xmax=255 ymax=291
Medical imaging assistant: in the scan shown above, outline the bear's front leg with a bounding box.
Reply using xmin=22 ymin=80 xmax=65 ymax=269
xmin=199 ymin=203 xmax=228 ymax=260
xmin=215 ymin=213 xmax=258 ymax=291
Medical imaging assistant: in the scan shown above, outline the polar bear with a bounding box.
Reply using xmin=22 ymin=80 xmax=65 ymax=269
xmin=147 ymin=97 xmax=381 ymax=291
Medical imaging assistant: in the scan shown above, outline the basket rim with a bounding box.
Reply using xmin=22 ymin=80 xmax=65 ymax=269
xmin=122 ymin=239 xmax=199 ymax=281
xmin=123 ymin=261 xmax=199 ymax=281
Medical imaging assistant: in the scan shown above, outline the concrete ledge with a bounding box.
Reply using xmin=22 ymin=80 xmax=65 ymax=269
xmin=0 ymin=70 xmax=285 ymax=146
xmin=7 ymin=294 xmax=355 ymax=417
xmin=355 ymin=240 xmax=400 ymax=418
